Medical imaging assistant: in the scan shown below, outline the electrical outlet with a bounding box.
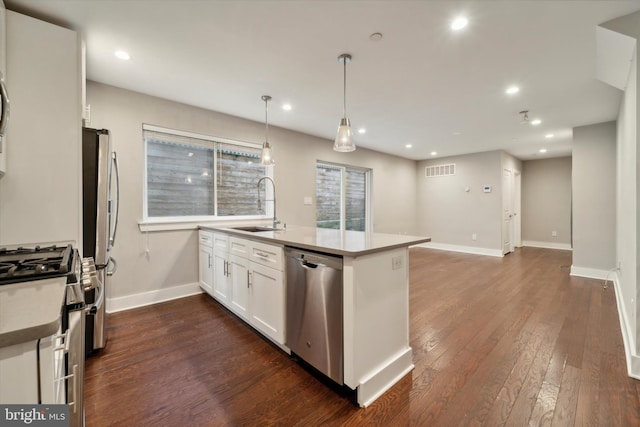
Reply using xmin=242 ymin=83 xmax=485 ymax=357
xmin=472 ymin=233 xmax=477 ymax=241
xmin=392 ymin=256 xmax=403 ymax=270
xmin=551 ymin=230 xmax=557 ymax=237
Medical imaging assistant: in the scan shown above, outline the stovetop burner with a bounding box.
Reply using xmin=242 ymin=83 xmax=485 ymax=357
xmin=0 ymin=244 xmax=78 ymax=285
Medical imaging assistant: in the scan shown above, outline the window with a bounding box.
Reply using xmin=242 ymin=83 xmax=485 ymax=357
xmin=316 ymin=162 xmax=371 ymax=231
xmin=144 ymin=124 xmax=272 ymax=220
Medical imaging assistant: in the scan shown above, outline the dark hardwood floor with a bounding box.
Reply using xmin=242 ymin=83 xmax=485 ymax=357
xmin=85 ymin=247 xmax=640 ymax=426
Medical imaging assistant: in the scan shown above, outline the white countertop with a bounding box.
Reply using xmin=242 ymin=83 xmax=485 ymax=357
xmin=202 ymin=225 xmax=431 ymax=256
xmin=0 ymin=277 xmax=66 ymax=348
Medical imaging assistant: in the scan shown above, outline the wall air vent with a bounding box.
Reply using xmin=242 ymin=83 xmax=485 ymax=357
xmin=425 ymin=163 xmax=456 ymax=178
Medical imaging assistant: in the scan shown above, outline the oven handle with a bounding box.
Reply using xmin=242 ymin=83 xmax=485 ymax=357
xmin=85 ymin=275 xmax=104 ymax=315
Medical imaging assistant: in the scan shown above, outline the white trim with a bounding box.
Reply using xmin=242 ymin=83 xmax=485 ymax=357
xmin=569 ymin=265 xmax=615 ymax=281
xmin=522 ymin=240 xmax=572 ymax=250
xmin=106 ymin=282 xmax=203 ymax=313
xmin=138 ymin=217 xmax=271 ymax=232
xmin=357 ymin=347 xmax=414 ymax=408
xmin=143 ymin=123 xmax=261 ymax=150
xmin=610 ymin=271 xmax=640 ymax=379
xmin=416 ymin=242 xmax=503 ymax=257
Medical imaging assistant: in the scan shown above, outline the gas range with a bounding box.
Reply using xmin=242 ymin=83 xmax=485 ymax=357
xmin=0 ymin=244 xmax=80 ymax=286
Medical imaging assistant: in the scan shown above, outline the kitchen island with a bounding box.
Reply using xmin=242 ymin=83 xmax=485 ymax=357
xmin=199 ymin=225 xmax=430 ymax=407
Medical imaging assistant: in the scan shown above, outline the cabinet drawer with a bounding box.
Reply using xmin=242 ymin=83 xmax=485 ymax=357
xmin=199 ymin=230 xmax=213 ymax=247
xmin=249 ymin=241 xmax=283 ymax=270
xmin=230 ymin=237 xmax=250 ymax=257
xmin=212 ymin=232 xmax=229 ymax=251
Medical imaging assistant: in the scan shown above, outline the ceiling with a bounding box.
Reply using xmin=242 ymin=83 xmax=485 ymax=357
xmin=5 ymin=0 xmax=640 ymax=161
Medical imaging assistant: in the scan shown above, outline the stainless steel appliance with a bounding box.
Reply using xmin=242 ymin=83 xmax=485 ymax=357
xmin=0 ymin=244 xmax=101 ymax=427
xmin=285 ymin=247 xmax=344 ymax=384
xmin=82 ymin=127 xmax=119 ymax=354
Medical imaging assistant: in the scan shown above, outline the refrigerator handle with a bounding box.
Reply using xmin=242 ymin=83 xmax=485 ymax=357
xmin=109 ymin=151 xmax=120 ymax=250
xmin=0 ymin=72 xmax=10 ymax=138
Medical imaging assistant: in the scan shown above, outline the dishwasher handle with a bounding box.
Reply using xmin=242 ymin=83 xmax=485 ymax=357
xmin=301 ymin=259 xmax=321 ymax=269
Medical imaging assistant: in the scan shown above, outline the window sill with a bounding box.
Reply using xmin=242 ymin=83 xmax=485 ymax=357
xmin=138 ymin=217 xmax=271 ymax=232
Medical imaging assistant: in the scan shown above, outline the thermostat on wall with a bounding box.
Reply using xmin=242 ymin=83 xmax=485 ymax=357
xmin=483 ymin=185 xmax=492 ymax=193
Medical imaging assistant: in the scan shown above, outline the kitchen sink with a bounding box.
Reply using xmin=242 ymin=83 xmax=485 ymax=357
xmin=231 ymin=226 xmax=279 ymax=232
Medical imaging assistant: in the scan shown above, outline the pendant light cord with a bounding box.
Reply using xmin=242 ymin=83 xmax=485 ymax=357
xmin=343 ymin=59 xmax=347 ymax=118
xmin=265 ymin=97 xmax=269 ymax=142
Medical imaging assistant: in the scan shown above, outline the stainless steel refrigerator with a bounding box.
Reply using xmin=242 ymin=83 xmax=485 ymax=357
xmin=82 ymin=127 xmax=119 ymax=355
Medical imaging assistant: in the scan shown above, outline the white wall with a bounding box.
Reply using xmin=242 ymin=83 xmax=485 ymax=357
xmin=615 ymin=51 xmax=638 ymax=359
xmin=86 ymin=81 xmax=418 ymax=306
xmin=600 ymin=9 xmax=640 ymax=376
xmin=521 ymin=157 xmax=572 ymax=248
xmin=416 ymin=150 xmax=507 ymax=255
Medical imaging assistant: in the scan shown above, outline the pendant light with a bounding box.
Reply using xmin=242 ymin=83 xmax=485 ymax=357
xmin=334 ymin=53 xmax=355 ymax=152
xmin=260 ymin=95 xmax=275 ymax=165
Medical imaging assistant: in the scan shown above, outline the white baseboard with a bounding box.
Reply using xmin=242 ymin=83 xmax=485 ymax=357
xmin=610 ymin=272 xmax=640 ymax=379
xmin=416 ymin=242 xmax=503 ymax=257
xmin=357 ymin=347 xmax=414 ymax=408
xmin=570 ymin=268 xmax=640 ymax=379
xmin=522 ymin=240 xmax=572 ymax=250
xmin=569 ymin=265 xmax=617 ymax=281
xmin=106 ymin=282 xmax=203 ymax=313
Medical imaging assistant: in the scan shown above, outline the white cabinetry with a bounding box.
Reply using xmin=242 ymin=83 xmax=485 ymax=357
xmin=0 ymin=1 xmax=6 ymax=178
xmin=0 ymin=11 xmax=81 ymax=245
xmin=198 ymin=231 xmax=213 ymax=295
xmin=212 ymin=233 xmax=231 ymax=304
xmin=249 ymin=261 xmax=285 ymax=344
xmin=229 ymin=254 xmax=250 ymax=320
xmin=0 ymin=333 xmax=64 ymax=404
xmin=200 ymin=230 xmax=285 ymax=346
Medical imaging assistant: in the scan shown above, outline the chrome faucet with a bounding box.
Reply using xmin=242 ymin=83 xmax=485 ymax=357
xmin=257 ymin=176 xmax=280 ymax=228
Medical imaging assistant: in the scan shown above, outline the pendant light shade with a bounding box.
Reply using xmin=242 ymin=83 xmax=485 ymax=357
xmin=334 ymin=53 xmax=355 ymax=152
xmin=260 ymin=95 xmax=275 ymax=165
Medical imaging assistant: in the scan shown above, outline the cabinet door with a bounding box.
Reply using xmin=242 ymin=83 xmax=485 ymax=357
xmin=198 ymin=244 xmax=213 ymax=295
xmin=249 ymin=262 xmax=285 ymax=344
xmin=213 ymin=249 xmax=230 ymax=304
xmin=229 ymin=254 xmax=250 ymax=320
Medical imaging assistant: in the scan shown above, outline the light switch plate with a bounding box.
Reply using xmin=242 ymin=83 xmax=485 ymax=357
xmin=303 ymin=197 xmax=313 ymax=205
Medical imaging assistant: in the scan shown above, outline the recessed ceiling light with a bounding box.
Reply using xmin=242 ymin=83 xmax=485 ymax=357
xmin=539 ymin=148 xmax=547 ymax=153
xmin=545 ymin=133 xmax=554 ymax=138
xmin=369 ymin=32 xmax=383 ymax=41
xmin=431 ymin=151 xmax=437 ymax=156
xmin=506 ymin=86 xmax=519 ymax=95
xmin=114 ymin=50 xmax=131 ymax=60
xmin=282 ymin=103 xmax=292 ymax=111
xmin=358 ymin=128 xmax=367 ymax=134
xmin=405 ymin=144 xmax=413 ymax=148
xmin=451 ymin=16 xmax=468 ymax=31
xmin=531 ymin=119 xmax=542 ymax=126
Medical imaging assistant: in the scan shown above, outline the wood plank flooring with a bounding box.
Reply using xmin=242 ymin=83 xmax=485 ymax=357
xmin=85 ymin=247 xmax=640 ymax=426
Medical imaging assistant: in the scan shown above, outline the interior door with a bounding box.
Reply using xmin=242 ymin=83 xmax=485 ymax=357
xmin=502 ymin=169 xmax=513 ymax=255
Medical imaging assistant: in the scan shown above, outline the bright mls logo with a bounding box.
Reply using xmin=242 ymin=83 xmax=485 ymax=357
xmin=0 ymin=405 xmax=68 ymax=426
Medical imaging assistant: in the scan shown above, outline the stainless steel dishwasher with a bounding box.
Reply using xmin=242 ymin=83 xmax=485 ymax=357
xmin=285 ymin=247 xmax=344 ymax=384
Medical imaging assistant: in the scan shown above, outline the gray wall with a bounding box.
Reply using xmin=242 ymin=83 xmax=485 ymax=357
xmin=521 ymin=157 xmax=572 ymax=246
xmin=416 ymin=150 xmax=504 ymax=251
xmin=572 ymin=122 xmax=617 ymax=271
xmin=86 ymin=81 xmax=418 ymax=302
